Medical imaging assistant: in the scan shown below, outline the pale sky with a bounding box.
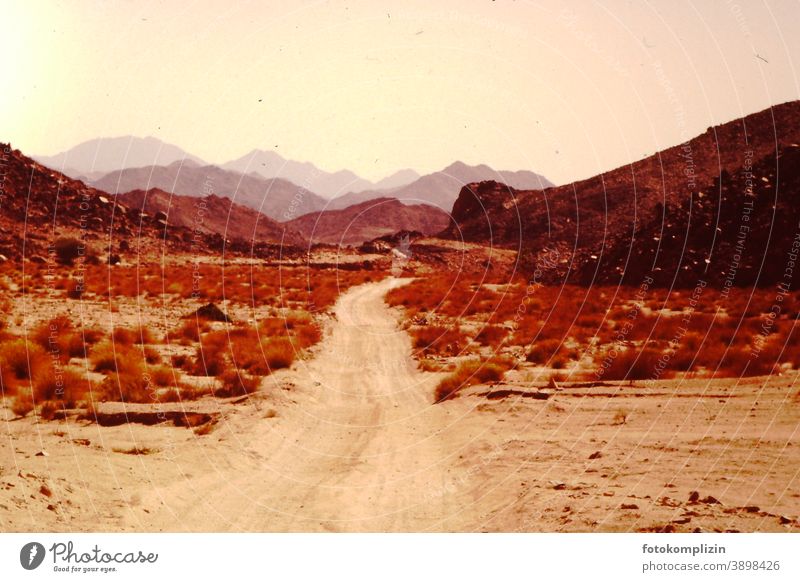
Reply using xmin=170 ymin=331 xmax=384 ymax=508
xmin=2 ymin=0 xmax=799 ymax=184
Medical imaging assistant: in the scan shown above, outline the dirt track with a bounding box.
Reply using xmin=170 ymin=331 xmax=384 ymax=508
xmin=139 ymin=278 xmax=463 ymax=531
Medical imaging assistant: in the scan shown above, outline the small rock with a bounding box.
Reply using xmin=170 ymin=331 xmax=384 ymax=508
xmin=744 ymin=506 xmax=760 ymax=513
xmin=34 ymin=451 xmax=49 ymax=457
xmin=688 ymin=490 xmax=700 ymax=503
xmin=701 ymin=496 xmax=721 ymax=505
xmin=588 ymin=451 xmax=603 ymax=460
xmin=46 ymin=504 xmax=57 ymax=512
xmin=621 ymin=503 xmax=639 ymax=510
xmin=39 ymin=485 xmax=52 ymax=497
xmin=673 ymin=517 xmax=692 ymax=524
xmin=779 ymin=515 xmax=792 ymax=525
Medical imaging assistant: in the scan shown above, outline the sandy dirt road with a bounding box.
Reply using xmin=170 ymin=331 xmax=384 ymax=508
xmin=136 ymin=278 xmax=468 ymax=531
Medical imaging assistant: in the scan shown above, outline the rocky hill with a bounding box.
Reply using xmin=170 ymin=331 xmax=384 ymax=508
xmin=0 ymin=143 xmax=304 ymax=261
xmin=91 ymin=162 xmax=327 ymax=220
xmin=115 ymin=189 xmax=306 ymax=247
xmin=442 ymin=101 xmax=800 ymax=288
xmin=285 ymin=197 xmax=450 ymax=245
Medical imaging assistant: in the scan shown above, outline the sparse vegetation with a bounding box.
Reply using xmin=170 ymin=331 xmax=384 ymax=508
xmin=434 ymin=357 xmax=514 ymax=402
xmin=53 ymin=237 xmax=84 ymax=266
xmin=217 ymin=370 xmax=261 ymax=397
xmin=11 ymin=389 xmax=35 ymax=418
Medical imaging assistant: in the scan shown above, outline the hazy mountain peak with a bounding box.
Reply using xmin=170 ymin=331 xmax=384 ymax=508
xmin=34 ymin=135 xmax=205 ymax=179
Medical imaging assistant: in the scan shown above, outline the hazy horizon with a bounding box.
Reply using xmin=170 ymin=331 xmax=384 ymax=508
xmin=3 ymin=0 xmax=800 ymax=183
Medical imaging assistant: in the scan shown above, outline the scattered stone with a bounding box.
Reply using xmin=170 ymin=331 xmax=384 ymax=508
xmin=72 ymin=439 xmax=91 ymax=447
xmin=673 ymin=517 xmax=692 ymax=524
xmin=39 ymin=485 xmax=52 ymax=497
xmin=688 ymin=491 xmax=700 ymax=503
xmin=744 ymin=506 xmax=760 ymax=513
xmin=621 ymin=503 xmax=639 ymax=510
xmin=34 ymin=451 xmax=49 ymax=457
xmin=191 ymin=303 xmax=231 ymax=322
xmin=588 ymin=451 xmax=603 ymax=460
xmin=779 ymin=515 xmax=792 ymax=525
xmin=701 ymin=496 xmax=721 ymax=505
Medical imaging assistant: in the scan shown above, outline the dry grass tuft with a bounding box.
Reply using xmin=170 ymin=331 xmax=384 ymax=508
xmin=11 ymin=389 xmax=35 ymax=418
xmin=216 ymin=370 xmax=261 ymax=397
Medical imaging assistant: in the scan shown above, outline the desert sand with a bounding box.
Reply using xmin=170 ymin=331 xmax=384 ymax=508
xmin=1 ymin=279 xmax=799 ymax=532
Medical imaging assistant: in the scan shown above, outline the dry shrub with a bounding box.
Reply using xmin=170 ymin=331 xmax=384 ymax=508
xmin=598 ymin=347 xmax=664 ymax=381
xmin=90 ymin=341 xmax=144 ymax=374
xmin=0 ymin=365 xmax=15 ymax=397
xmin=173 ymin=318 xmax=209 ymax=344
xmin=150 ymin=365 xmax=176 ymax=387
xmin=39 ymin=400 xmax=61 ymax=421
xmin=100 ymin=370 xmax=152 ymax=403
xmin=613 ymin=408 xmax=630 ymax=425
xmin=171 ymin=353 xmax=192 ymax=371
xmin=217 ymin=370 xmax=261 ymax=397
xmin=262 ymin=338 xmax=295 ymax=371
xmin=33 ymin=368 xmax=92 ymax=407
xmin=32 ymin=317 xmax=100 ymax=362
xmin=111 ymin=327 xmax=136 ymax=346
xmin=412 ymin=325 xmax=468 ymax=356
xmin=1 ymin=339 xmax=49 ymax=381
xmin=143 ymin=346 xmax=161 ymax=364
xmin=434 ymin=357 xmax=513 ymax=402
xmin=293 ymin=322 xmax=322 ymax=349
xmin=11 ymin=389 xmax=35 ymax=417
xmin=53 ymin=237 xmax=84 ymax=266
xmin=193 ymin=331 xmax=229 ymax=376
xmin=474 ymin=324 xmax=508 ymax=347
xmin=526 ymin=338 xmax=569 ymax=365
xmin=133 ymin=326 xmax=157 ymax=344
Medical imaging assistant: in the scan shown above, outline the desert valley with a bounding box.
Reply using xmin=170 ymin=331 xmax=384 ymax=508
xmin=1 ymin=101 xmax=799 ymax=533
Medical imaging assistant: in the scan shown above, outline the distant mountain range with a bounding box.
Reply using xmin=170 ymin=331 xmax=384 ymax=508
xmin=36 ymin=137 xmax=422 ymax=199
xmin=34 ymin=136 xmax=205 ymax=181
xmin=90 ymin=161 xmax=328 ymax=221
xmin=285 ymin=197 xmax=450 ymax=245
xmin=443 ymin=100 xmax=800 ymax=288
xmin=37 ymin=137 xmax=553 ymax=214
xmin=222 ymin=149 xmax=420 ymax=197
xmin=327 ymin=161 xmax=553 ymax=211
xmin=0 ymin=143 xmax=292 ymax=261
